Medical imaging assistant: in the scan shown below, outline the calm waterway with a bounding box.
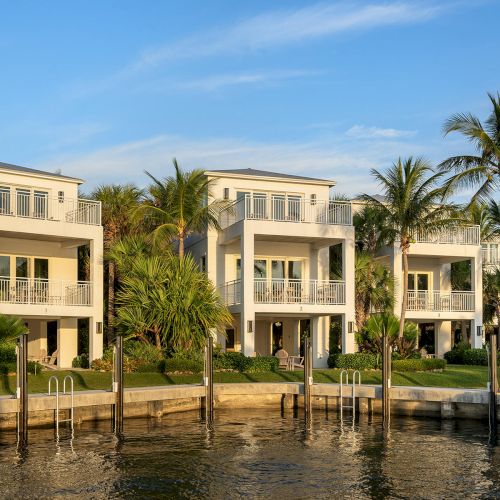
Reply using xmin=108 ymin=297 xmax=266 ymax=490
xmin=1 ymin=409 xmax=500 ymax=499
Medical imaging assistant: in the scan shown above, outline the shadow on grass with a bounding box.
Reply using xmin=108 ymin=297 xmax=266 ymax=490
xmin=67 ymin=370 xmax=92 ymax=390
xmin=1 ymin=373 xmax=15 ymax=395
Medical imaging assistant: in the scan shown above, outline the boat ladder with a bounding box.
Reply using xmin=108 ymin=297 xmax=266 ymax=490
xmin=48 ymin=375 xmax=74 ymax=437
xmin=339 ymin=370 xmax=361 ymax=418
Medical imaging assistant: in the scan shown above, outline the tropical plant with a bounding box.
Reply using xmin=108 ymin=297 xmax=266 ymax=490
xmin=439 ymin=92 xmax=500 ymax=203
xmin=141 ymin=158 xmax=224 ymax=258
xmin=91 ymin=184 xmax=143 ymax=342
xmin=362 ymin=157 xmax=457 ymax=336
xmin=483 ymin=268 xmax=500 ymax=325
xmin=0 ymin=314 xmax=28 ymax=342
xmin=356 ymin=313 xmax=417 ymax=358
xmin=112 ymin=240 xmax=231 ymax=351
xmin=354 ymin=252 xmax=394 ymax=330
xmin=353 ymin=204 xmax=387 ymax=254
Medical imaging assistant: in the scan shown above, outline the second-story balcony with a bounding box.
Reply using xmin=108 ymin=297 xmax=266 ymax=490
xmin=220 ymin=278 xmax=346 ymax=306
xmin=413 ymin=225 xmax=480 ymax=246
xmin=406 ymin=291 xmax=474 ymax=312
xmin=0 ymin=277 xmax=93 ymax=306
xmin=219 ymin=194 xmax=352 ymax=229
xmin=0 ymin=187 xmax=101 ymax=226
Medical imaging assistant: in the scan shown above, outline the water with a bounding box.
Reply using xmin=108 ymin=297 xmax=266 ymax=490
xmin=1 ymin=410 xmax=500 ymax=499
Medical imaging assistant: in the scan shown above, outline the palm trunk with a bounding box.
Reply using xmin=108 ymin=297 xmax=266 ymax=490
xmin=178 ymin=237 xmax=184 ymax=259
xmin=399 ymin=247 xmax=409 ymax=338
xmin=154 ymin=330 xmax=162 ymax=350
xmin=108 ymin=261 xmax=115 ymax=344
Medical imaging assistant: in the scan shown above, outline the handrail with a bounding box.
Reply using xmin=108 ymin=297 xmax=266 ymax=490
xmin=414 ymin=225 xmax=480 ymax=246
xmin=406 ymin=290 xmax=475 ymax=312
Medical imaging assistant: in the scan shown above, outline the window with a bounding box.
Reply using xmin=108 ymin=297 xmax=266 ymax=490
xmin=236 ymin=258 xmax=241 ymax=280
xmin=408 ymin=272 xmax=430 ymax=291
xmin=253 ymin=193 xmax=267 ymax=218
xmin=16 ymin=257 xmax=28 ymax=278
xmin=310 ymin=194 xmax=317 ymax=206
xmin=33 ymin=191 xmax=48 ymax=219
xmin=226 ymin=329 xmax=235 ymax=349
xmin=271 ymin=260 xmax=285 ymax=279
xmin=271 ymin=194 xmax=286 ymax=221
xmin=16 ymin=189 xmax=30 ymax=217
xmin=288 ymin=260 xmax=302 ymax=280
xmin=236 ymin=191 xmax=250 ymax=219
xmin=34 ymin=258 xmax=49 ymax=279
xmin=254 ymin=259 xmax=267 ymax=279
xmin=0 ymin=256 xmax=9 ymax=277
xmin=0 ymin=187 xmax=10 ymax=215
xmin=223 ymin=188 xmax=229 ymax=200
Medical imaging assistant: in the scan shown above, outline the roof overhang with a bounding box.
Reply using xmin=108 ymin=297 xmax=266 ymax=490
xmin=204 ymin=170 xmax=336 ymax=187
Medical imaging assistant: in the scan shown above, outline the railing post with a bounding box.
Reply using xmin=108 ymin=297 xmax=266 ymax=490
xmin=17 ymin=332 xmax=29 ymax=447
xmin=489 ymin=332 xmax=498 ymax=437
xmin=113 ymin=335 xmax=124 ymax=436
xmin=382 ymin=334 xmax=391 ymax=429
xmin=204 ymin=335 xmax=214 ymax=423
xmin=304 ymin=337 xmax=313 ymax=419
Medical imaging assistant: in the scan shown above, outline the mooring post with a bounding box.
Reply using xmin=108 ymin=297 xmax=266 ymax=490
xmin=113 ymin=335 xmax=124 ymax=436
xmin=304 ymin=337 xmax=313 ymax=418
xmin=489 ymin=332 xmax=498 ymax=435
xmin=17 ymin=333 xmax=28 ymax=447
xmin=382 ymin=334 xmax=391 ymax=429
xmin=204 ymin=335 xmax=214 ymax=422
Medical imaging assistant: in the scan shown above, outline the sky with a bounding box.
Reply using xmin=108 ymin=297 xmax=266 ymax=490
xmin=1 ymin=0 xmax=499 ymax=197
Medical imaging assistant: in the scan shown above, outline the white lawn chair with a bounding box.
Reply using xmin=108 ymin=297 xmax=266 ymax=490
xmin=274 ymin=349 xmax=289 ymax=370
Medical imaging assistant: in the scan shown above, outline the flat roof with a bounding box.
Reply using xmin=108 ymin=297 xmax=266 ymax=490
xmin=205 ymin=168 xmax=335 ymax=186
xmin=0 ymin=161 xmax=83 ymax=183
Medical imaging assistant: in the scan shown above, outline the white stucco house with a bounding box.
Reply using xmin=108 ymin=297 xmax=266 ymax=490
xmin=353 ymin=200 xmax=483 ymax=356
xmin=0 ymin=161 xmax=104 ymax=367
xmin=186 ymin=168 xmax=356 ymax=368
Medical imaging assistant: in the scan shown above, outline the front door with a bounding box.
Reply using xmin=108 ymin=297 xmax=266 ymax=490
xmin=272 ymin=322 xmax=283 ymax=354
xmin=47 ymin=320 xmax=58 ymax=358
xmin=418 ymin=323 xmax=435 ymax=355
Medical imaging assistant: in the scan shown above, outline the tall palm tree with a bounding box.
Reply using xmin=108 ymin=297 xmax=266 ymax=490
xmin=0 ymin=314 xmax=27 ymax=342
xmin=142 ymin=158 xmax=223 ymax=258
xmin=353 ymin=204 xmax=388 ymax=254
xmin=362 ymin=157 xmax=456 ymax=337
xmin=91 ymin=184 xmax=143 ymax=342
xmin=439 ymin=92 xmax=500 ymax=203
xmin=483 ymin=268 xmax=500 ymax=326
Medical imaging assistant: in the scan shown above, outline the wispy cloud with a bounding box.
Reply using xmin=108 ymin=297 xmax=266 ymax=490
xmin=37 ymin=130 xmax=440 ymax=196
xmin=346 ymin=124 xmax=417 ymax=139
xmin=133 ymin=3 xmax=442 ymax=71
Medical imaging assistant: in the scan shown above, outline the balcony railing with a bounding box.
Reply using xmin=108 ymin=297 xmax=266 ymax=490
xmin=220 ymin=278 xmax=346 ymax=306
xmin=219 ymin=195 xmax=352 ymax=229
xmin=482 ymin=247 xmax=500 ymax=265
xmin=406 ymin=291 xmax=474 ymax=312
xmin=414 ymin=225 xmax=480 ymax=246
xmin=0 ymin=277 xmax=93 ymax=306
xmin=0 ymin=189 xmax=101 ymax=226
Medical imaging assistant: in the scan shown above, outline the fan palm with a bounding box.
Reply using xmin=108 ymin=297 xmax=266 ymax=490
xmin=141 ymin=158 xmax=224 ymax=258
xmin=362 ymin=157 xmax=457 ymax=337
xmin=91 ymin=184 xmax=143 ymax=341
xmin=439 ymin=92 xmax=500 ymax=203
xmin=0 ymin=314 xmax=28 ymax=342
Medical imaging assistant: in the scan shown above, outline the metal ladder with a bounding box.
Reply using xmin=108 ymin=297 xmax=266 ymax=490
xmin=339 ymin=370 xmax=361 ymax=418
xmin=48 ymin=375 xmax=74 ymax=437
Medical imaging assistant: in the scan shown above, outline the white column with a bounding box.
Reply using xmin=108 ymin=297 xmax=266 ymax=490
xmin=471 ymin=252 xmax=483 ymax=348
xmin=89 ymin=235 xmax=104 ymax=360
xmin=240 ymin=229 xmax=255 ymax=356
xmin=342 ymin=235 xmax=356 ymax=353
xmin=58 ymin=318 xmax=78 ymax=368
xmin=436 ymin=320 xmax=452 ymax=358
xmin=312 ymin=316 xmax=329 ymax=368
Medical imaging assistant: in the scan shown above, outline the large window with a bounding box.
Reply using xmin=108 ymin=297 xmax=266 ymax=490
xmin=407 ymin=272 xmax=431 ymax=291
xmin=16 ymin=257 xmax=29 ymax=278
xmin=236 ymin=257 xmax=303 ymax=281
xmin=16 ymin=189 xmax=30 ymax=217
xmin=34 ymin=191 xmax=48 ymax=219
xmin=0 ymin=187 xmax=10 ymax=215
xmin=34 ymin=258 xmax=49 ymax=279
xmin=0 ymin=256 xmax=9 ymax=277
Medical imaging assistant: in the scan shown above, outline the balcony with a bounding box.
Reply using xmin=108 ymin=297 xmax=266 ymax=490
xmin=0 ymin=277 xmax=93 ymax=306
xmin=406 ymin=291 xmax=474 ymax=312
xmin=482 ymin=247 xmax=500 ymax=266
xmin=414 ymin=225 xmax=480 ymax=246
xmin=219 ymin=195 xmax=352 ymax=229
xmin=220 ymin=278 xmax=346 ymax=306
xmin=0 ymin=188 xmax=101 ymax=226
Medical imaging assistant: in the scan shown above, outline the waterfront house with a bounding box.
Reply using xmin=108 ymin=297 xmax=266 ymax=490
xmin=0 ymin=162 xmax=104 ymax=367
xmin=186 ymin=168 xmax=356 ymax=368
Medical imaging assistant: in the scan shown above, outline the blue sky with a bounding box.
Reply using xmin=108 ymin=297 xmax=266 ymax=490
xmin=1 ymin=1 xmax=499 ymax=196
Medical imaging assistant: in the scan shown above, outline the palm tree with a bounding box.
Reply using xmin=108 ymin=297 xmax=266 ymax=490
xmin=0 ymin=314 xmax=27 ymax=342
xmin=439 ymin=92 xmax=500 ymax=203
xmin=142 ymin=158 xmax=223 ymax=258
xmin=91 ymin=184 xmax=143 ymax=342
xmin=355 ymin=252 xmax=395 ymax=330
xmin=353 ymin=204 xmax=387 ymax=254
xmin=483 ymin=268 xmax=500 ymax=326
xmin=362 ymin=157 xmax=456 ymax=337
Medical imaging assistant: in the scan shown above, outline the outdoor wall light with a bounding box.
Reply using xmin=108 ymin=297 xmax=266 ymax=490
xmin=348 ymin=321 xmax=354 ymax=334
xmin=96 ymin=322 xmax=103 ymax=334
xmin=58 ymin=191 xmax=64 ymax=203
xmin=477 ymin=325 xmax=483 ymax=337
xmin=247 ymin=320 xmax=253 ymax=333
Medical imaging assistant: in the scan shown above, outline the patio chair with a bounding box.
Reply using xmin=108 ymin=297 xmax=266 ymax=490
xmin=274 ymin=349 xmax=289 ymax=370
xmin=288 ymin=355 xmax=305 ymax=370
xmin=42 ymin=349 xmax=58 ymax=368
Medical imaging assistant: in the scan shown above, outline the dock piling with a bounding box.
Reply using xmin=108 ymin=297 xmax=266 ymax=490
xmin=204 ymin=335 xmax=214 ymax=422
xmin=489 ymin=332 xmax=498 ymax=436
xmin=113 ymin=335 xmax=124 ymax=436
xmin=17 ymin=333 xmax=28 ymax=447
xmin=382 ymin=334 xmax=391 ymax=429
xmin=304 ymin=337 xmax=313 ymax=419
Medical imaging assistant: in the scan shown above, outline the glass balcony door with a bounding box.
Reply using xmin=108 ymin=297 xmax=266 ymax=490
xmin=0 ymin=186 xmax=11 ymax=215
xmin=34 ymin=191 xmax=49 ymax=219
xmin=16 ymin=189 xmax=30 ymax=217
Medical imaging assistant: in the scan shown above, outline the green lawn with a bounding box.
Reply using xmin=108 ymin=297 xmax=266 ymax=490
xmin=0 ymin=365 xmax=492 ymax=396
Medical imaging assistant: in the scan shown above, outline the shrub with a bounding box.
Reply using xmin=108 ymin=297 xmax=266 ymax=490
xmin=0 ymin=342 xmax=16 ymax=363
xmin=134 ymin=362 xmax=162 ymax=373
xmin=242 ymin=356 xmax=279 ymax=373
xmin=159 ymin=356 xmax=204 ymax=374
xmin=91 ymin=358 xmax=113 ymax=371
xmin=392 ymin=358 xmax=446 ymax=372
xmin=328 ymin=353 xmax=378 ymax=370
xmin=124 ymin=341 xmax=163 ymax=364
xmin=213 ymin=351 xmax=247 ymax=371
xmin=72 ymin=354 xmax=89 ymax=369
xmin=462 ymin=349 xmax=488 ymax=366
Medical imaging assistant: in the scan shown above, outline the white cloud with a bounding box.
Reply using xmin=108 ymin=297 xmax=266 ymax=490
xmin=346 ymin=125 xmax=417 ymax=139
xmin=36 ymin=131 xmax=438 ymax=197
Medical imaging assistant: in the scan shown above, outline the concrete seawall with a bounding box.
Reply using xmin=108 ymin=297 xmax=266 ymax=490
xmin=0 ymin=383 xmax=497 ymax=430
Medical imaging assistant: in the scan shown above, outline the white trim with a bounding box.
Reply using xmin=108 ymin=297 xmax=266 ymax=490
xmin=205 ymin=170 xmax=335 ymax=187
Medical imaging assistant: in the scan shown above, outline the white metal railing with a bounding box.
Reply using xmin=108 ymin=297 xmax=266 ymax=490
xmin=218 ymin=194 xmax=352 ymax=229
xmin=0 ymin=188 xmax=101 ymax=225
xmin=220 ymin=278 xmax=346 ymax=306
xmin=414 ymin=225 xmax=480 ymax=246
xmin=406 ymin=291 xmax=474 ymax=312
xmin=0 ymin=277 xmax=93 ymax=306
xmin=482 ymin=247 xmax=500 ymax=265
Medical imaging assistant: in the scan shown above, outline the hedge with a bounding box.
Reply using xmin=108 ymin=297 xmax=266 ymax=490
xmin=0 ymin=361 xmax=42 ymax=374
xmin=328 ymin=353 xmax=378 ymax=370
xmin=392 ymin=358 xmax=446 ymax=372
xmin=0 ymin=342 xmax=16 ymax=363
xmin=444 ymin=347 xmax=499 ymax=366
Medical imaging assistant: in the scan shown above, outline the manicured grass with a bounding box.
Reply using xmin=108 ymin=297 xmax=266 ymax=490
xmin=0 ymin=365 xmax=492 ymax=396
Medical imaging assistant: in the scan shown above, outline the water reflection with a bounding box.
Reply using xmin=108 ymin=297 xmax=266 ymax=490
xmin=0 ymin=410 xmax=500 ymax=498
